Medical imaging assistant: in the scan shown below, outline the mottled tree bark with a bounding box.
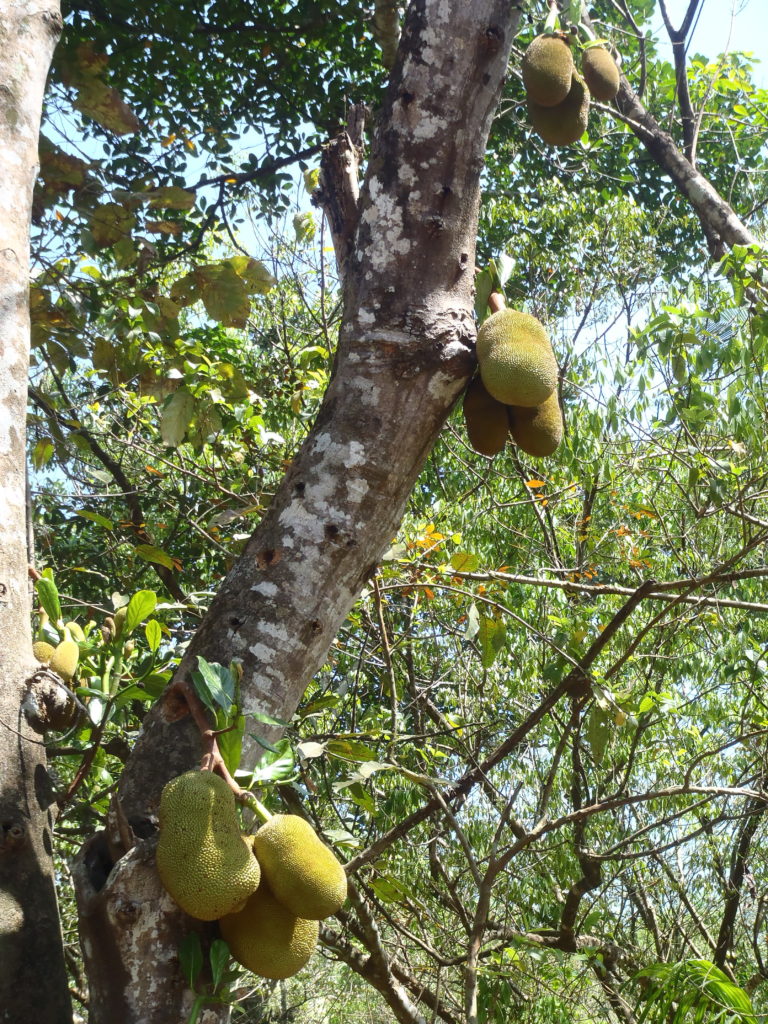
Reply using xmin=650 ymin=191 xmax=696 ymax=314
xmin=75 ymin=0 xmax=521 ymax=1020
xmin=0 ymin=3 xmax=69 ymax=1022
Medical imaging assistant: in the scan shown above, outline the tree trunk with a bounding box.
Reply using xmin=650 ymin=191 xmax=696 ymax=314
xmin=0 ymin=3 xmax=69 ymax=1022
xmin=74 ymin=0 xmax=520 ymax=1020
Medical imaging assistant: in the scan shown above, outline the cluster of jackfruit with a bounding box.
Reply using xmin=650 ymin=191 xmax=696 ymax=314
xmin=28 ymin=605 xmax=136 ymax=733
xmin=28 ymin=620 xmax=85 ymax=732
xmin=156 ymin=771 xmax=347 ymax=980
xmin=521 ymin=33 xmax=620 ymax=147
xmin=464 ymin=308 xmax=563 ymax=459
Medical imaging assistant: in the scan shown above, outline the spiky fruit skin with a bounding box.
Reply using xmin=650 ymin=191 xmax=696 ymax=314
xmin=508 ymin=392 xmax=564 ymax=457
xmin=521 ymin=35 xmax=573 ymax=107
xmin=219 ymin=883 xmax=319 ymax=980
xmin=528 ymin=70 xmax=590 ymax=147
xmin=476 ymin=309 xmax=558 ymax=408
xmin=582 ymin=46 xmax=620 ymax=101
xmin=65 ymin=621 xmax=86 ymax=642
xmin=156 ymin=771 xmax=261 ymax=921
xmin=463 ymin=377 xmax=508 ymax=456
xmin=32 ymin=641 xmax=55 ymax=664
xmin=252 ymin=815 xmax=347 ymax=921
xmin=49 ymin=639 xmax=79 ymax=681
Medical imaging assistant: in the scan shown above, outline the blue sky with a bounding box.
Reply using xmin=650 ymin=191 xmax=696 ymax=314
xmin=654 ymin=0 xmax=767 ymax=86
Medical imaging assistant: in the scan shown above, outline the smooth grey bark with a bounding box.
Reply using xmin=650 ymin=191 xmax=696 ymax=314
xmin=0 ymin=3 xmax=69 ymax=1022
xmin=73 ymin=0 xmax=520 ymax=1020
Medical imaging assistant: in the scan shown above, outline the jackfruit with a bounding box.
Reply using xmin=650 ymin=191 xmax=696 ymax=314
xmin=582 ymin=46 xmax=620 ymax=101
xmin=252 ymin=815 xmax=347 ymax=921
xmin=521 ymin=34 xmax=574 ymax=107
xmin=476 ymin=309 xmax=558 ymax=408
xmin=219 ymin=882 xmax=319 ymax=980
xmin=528 ymin=70 xmax=590 ymax=147
xmin=65 ymin=620 xmax=86 ymax=642
xmin=49 ymin=639 xmax=79 ymax=681
xmin=508 ymin=391 xmax=564 ymax=457
xmin=463 ymin=376 xmax=508 ymax=457
xmin=33 ymin=641 xmax=55 ymax=664
xmin=113 ymin=606 xmax=127 ymax=638
xmin=156 ymin=771 xmax=261 ymax=921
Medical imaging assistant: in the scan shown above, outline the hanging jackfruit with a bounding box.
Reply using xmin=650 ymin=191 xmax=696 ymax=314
xmin=508 ymin=391 xmax=564 ymax=457
xmin=32 ymin=641 xmax=55 ymax=664
xmin=462 ymin=376 xmax=508 ymax=456
xmin=49 ymin=639 xmax=79 ymax=682
xmin=156 ymin=771 xmax=261 ymax=921
xmin=476 ymin=309 xmax=558 ymax=408
xmin=219 ymin=882 xmax=319 ymax=980
xmin=521 ymin=34 xmax=574 ymax=107
xmin=252 ymin=814 xmax=347 ymax=921
xmin=528 ymin=70 xmax=590 ymax=147
xmin=582 ymin=46 xmax=620 ymax=101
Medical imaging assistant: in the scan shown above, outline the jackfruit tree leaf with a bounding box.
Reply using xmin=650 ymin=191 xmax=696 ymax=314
xmin=250 ymin=738 xmax=296 ymax=782
xmin=477 ymin=613 xmax=506 ymax=668
xmin=586 ymin=705 xmax=611 ymax=765
xmin=124 ymin=590 xmax=157 ymax=636
xmin=76 ymin=509 xmax=114 ymax=530
xmin=178 ymin=933 xmax=203 ymax=987
xmin=144 ymin=186 xmax=196 ymax=211
xmin=192 ymin=656 xmax=235 ymax=714
xmin=32 ymin=438 xmax=54 ymax=470
xmin=474 ymin=266 xmax=496 ymax=324
xmin=450 ymin=551 xmax=480 ymax=572
xmin=297 ymin=741 xmax=327 ymax=759
xmin=209 ymin=940 xmax=230 ymax=992
xmin=201 ymin=264 xmax=250 ymax=327
xmin=216 ymin=712 xmax=244 ymax=776
xmin=160 ymin=388 xmax=195 ymax=447
xmin=250 ymin=710 xmax=292 ymax=728
xmin=465 ymin=602 xmax=480 ymax=639
xmin=144 ymin=619 xmax=162 ymax=654
xmin=227 ymin=255 xmax=277 ymax=295
xmin=36 ymin=576 xmax=62 ymax=625
xmin=134 ymin=544 xmax=176 ymax=570
xmin=89 ymin=202 xmax=135 ymax=248
xmin=326 ymin=739 xmax=378 ymax=763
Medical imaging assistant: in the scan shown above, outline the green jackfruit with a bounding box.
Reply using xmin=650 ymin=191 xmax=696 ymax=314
xmin=508 ymin=391 xmax=564 ymax=457
xmin=477 ymin=309 xmax=558 ymax=408
xmin=528 ymin=70 xmax=590 ymax=147
xmin=65 ymin=620 xmax=86 ymax=643
xmin=113 ymin=606 xmax=127 ymax=638
xmin=219 ymin=882 xmax=319 ymax=980
xmin=33 ymin=641 xmax=55 ymax=664
xmin=252 ymin=815 xmax=347 ymax=921
xmin=156 ymin=771 xmax=261 ymax=921
xmin=463 ymin=376 xmax=508 ymax=457
xmin=49 ymin=639 xmax=79 ymax=681
xmin=582 ymin=46 xmax=620 ymax=101
xmin=521 ymin=34 xmax=573 ymax=107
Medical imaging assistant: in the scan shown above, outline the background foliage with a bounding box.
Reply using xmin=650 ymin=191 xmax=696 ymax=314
xmin=29 ymin=0 xmax=768 ymax=1020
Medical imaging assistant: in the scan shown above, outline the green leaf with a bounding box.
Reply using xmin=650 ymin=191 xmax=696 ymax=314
xmin=145 ymin=619 xmax=162 ymax=653
xmin=32 ymin=438 xmax=54 ymax=470
xmin=191 ymin=656 xmax=235 ymax=714
xmin=178 ymin=933 xmax=203 ymax=987
xmin=249 ymin=739 xmax=296 ymax=783
xmin=201 ymin=264 xmax=250 ymax=327
xmin=450 ymin=551 xmax=480 ymax=572
xmin=160 ymin=388 xmax=195 ymax=447
xmin=124 ymin=589 xmax=157 ymax=636
xmin=477 ymin=613 xmax=506 ymax=668
xmin=36 ymin=576 xmax=62 ymax=624
xmin=76 ymin=509 xmax=114 ymax=530
xmin=145 ymin=186 xmax=196 ymax=211
xmin=250 ymin=709 xmax=291 ymax=728
xmin=217 ymin=712 xmax=245 ymax=776
xmin=228 ymin=256 xmax=277 ymax=294
xmin=326 ymin=739 xmax=378 ymax=763
xmin=209 ymin=939 xmax=230 ymax=991
xmin=134 ymin=544 xmax=176 ymax=570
